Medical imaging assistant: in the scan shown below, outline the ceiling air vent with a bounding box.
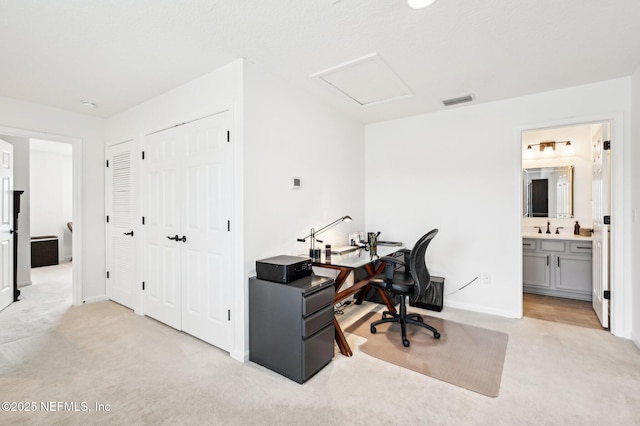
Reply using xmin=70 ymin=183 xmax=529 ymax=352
xmin=442 ymin=95 xmax=474 ymax=106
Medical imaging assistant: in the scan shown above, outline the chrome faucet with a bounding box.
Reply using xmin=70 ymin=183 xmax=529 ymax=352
xmin=546 ymin=220 xmax=551 ymax=234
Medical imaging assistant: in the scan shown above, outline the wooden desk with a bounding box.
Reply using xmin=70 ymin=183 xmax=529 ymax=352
xmin=313 ymin=245 xmax=405 ymax=357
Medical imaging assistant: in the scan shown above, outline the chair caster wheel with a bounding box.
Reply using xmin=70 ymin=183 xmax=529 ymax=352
xmin=417 ymin=316 xmax=424 ymax=323
xmin=434 ymin=332 xmax=441 ymax=339
xmin=370 ymin=325 xmax=377 ymax=334
xmin=402 ymin=339 xmax=410 ymax=347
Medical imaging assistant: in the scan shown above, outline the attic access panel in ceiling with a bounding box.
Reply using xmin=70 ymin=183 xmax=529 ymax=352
xmin=310 ymin=53 xmax=413 ymax=107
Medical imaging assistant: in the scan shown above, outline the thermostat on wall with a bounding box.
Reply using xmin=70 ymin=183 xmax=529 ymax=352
xmin=292 ymin=177 xmax=302 ymax=189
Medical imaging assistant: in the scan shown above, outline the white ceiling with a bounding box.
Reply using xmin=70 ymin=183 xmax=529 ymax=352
xmin=1 ymin=0 xmax=639 ymax=124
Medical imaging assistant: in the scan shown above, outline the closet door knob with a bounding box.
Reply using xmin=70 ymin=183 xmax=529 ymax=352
xmin=123 ymin=231 xmax=134 ymax=236
xmin=166 ymin=235 xmax=179 ymax=241
xmin=179 ymin=235 xmax=187 ymax=243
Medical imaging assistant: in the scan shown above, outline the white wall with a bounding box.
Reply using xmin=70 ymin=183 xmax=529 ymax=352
xmin=365 ymin=78 xmax=632 ymax=329
xmin=0 ymin=96 xmax=105 ymax=303
xmin=1 ymin=135 xmax=31 ymax=287
xmin=243 ymin=61 xmax=365 ymax=358
xmin=30 ymin=145 xmax=73 ymax=260
xmin=631 ymin=66 xmax=640 ymax=348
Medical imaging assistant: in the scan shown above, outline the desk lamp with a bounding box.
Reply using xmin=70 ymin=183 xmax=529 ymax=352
xmin=297 ymin=215 xmax=352 ymax=259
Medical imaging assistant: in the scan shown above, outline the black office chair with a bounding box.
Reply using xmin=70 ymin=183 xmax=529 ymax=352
xmin=370 ymin=229 xmax=440 ymax=347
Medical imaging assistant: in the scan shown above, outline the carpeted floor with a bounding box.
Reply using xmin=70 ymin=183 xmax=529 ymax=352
xmin=2 ymin=263 xmax=640 ymax=425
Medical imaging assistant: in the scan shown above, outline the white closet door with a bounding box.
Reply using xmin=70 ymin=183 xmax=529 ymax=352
xmin=0 ymin=139 xmax=13 ymax=312
xmin=180 ymin=111 xmax=233 ymax=350
xmin=144 ymin=127 xmax=182 ymax=329
xmin=106 ymin=140 xmax=136 ymax=309
xmin=143 ymin=111 xmax=234 ymax=351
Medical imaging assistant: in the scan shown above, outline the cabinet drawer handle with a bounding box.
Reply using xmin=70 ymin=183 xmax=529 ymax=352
xmin=557 ymin=257 xmax=560 ymax=267
xmin=547 ymin=255 xmax=549 ymax=266
xmin=576 ymin=246 xmax=591 ymax=249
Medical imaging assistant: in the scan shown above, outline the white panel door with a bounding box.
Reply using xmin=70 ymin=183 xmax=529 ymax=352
xmin=0 ymin=139 xmax=13 ymax=312
xmin=180 ymin=112 xmax=233 ymax=350
xmin=106 ymin=141 xmax=136 ymax=309
xmin=143 ymin=112 xmax=233 ymax=351
xmin=144 ymin=127 xmax=182 ymax=329
xmin=591 ymin=123 xmax=610 ymax=328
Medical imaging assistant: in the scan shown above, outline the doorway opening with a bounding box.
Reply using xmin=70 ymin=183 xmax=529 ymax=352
xmin=521 ymin=121 xmax=610 ymax=330
xmin=0 ymin=126 xmax=82 ymax=312
xmin=28 ymin=139 xmax=73 ymax=302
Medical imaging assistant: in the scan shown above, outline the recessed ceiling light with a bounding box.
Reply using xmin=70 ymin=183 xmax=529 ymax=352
xmin=81 ymin=100 xmax=97 ymax=109
xmin=408 ymin=0 xmax=437 ymax=9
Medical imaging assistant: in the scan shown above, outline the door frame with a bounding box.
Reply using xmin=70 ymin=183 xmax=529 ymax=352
xmin=514 ymin=112 xmax=629 ymax=337
xmin=0 ymin=125 xmax=83 ymax=305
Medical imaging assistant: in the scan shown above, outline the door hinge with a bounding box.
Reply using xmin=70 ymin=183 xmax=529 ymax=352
xmin=604 ymin=290 xmax=610 ymax=300
xmin=603 ymin=140 xmax=611 ymax=150
xmin=142 ymin=216 xmax=145 ymax=225
xmin=106 ymin=159 xmax=109 ymax=167
xmin=106 ymin=271 xmax=110 ymax=279
xmin=604 ymin=215 xmax=611 ymax=225
xmin=142 ymin=282 xmax=145 ymax=291
xmin=141 ymin=151 xmax=145 ymax=160
xmin=228 ymin=309 xmax=231 ymax=321
xmin=106 ymin=215 xmax=110 ymax=223
xmin=227 ymin=130 xmax=230 ymax=142
xmin=227 ymin=220 xmax=230 ymax=232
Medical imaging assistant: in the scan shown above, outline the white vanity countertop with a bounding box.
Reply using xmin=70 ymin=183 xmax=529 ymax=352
xmin=522 ymin=233 xmax=592 ymax=241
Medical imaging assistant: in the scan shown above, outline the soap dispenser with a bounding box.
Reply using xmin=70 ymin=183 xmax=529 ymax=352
xmin=574 ymin=221 xmax=580 ymax=235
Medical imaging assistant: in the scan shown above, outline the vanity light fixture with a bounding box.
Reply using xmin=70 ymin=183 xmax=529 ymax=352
xmin=408 ymin=0 xmax=437 ymax=9
xmin=526 ymin=140 xmax=571 ymax=152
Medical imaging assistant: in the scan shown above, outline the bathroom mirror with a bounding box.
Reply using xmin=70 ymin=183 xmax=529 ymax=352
xmin=523 ymin=166 xmax=574 ymax=218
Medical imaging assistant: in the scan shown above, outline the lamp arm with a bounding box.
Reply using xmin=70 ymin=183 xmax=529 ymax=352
xmin=296 ymin=216 xmax=351 ymax=242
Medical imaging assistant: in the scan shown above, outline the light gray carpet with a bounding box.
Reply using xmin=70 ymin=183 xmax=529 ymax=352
xmin=345 ymin=312 xmax=508 ymax=397
xmin=2 ymin=263 xmax=640 ymax=425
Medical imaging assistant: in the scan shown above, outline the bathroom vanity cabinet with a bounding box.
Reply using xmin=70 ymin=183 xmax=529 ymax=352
xmin=523 ymin=237 xmax=592 ymax=301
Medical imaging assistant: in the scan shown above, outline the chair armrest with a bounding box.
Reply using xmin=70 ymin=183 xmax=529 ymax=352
xmin=380 ymin=256 xmax=405 ymax=281
xmin=380 ymin=256 xmax=405 ymax=267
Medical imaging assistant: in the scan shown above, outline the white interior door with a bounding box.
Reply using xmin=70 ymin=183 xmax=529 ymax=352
xmin=106 ymin=140 xmax=136 ymax=309
xmin=143 ymin=112 xmax=234 ymax=351
xmin=180 ymin=112 xmax=233 ymax=350
xmin=0 ymin=139 xmax=14 ymax=312
xmin=144 ymin=127 xmax=182 ymax=329
xmin=591 ymin=123 xmax=610 ymax=328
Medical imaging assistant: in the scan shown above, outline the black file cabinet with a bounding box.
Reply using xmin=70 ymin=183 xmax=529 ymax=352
xmin=249 ymin=275 xmax=335 ymax=383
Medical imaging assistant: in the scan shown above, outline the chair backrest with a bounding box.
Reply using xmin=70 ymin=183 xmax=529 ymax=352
xmin=408 ymin=229 xmax=439 ymax=302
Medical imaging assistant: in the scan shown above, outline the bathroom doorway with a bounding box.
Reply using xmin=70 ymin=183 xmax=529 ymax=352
xmin=521 ymin=121 xmax=611 ymax=330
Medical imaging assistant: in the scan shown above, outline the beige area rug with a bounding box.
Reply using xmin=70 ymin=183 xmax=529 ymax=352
xmin=344 ymin=312 xmax=509 ymax=397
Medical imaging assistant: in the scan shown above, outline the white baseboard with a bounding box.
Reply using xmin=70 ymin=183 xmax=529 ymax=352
xmin=444 ymin=300 xmax=521 ymax=319
xmin=230 ymin=350 xmax=249 ymax=363
xmin=18 ymin=281 xmax=32 ymax=288
xmin=81 ymin=294 xmax=107 ymax=304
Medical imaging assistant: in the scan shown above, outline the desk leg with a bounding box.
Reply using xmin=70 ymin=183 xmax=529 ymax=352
xmin=334 ymin=317 xmax=352 ymax=357
xmin=353 ymin=261 xmax=397 ymax=314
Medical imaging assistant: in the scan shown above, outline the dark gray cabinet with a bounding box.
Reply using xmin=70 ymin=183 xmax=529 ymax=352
xmin=249 ymin=275 xmax=335 ymax=383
